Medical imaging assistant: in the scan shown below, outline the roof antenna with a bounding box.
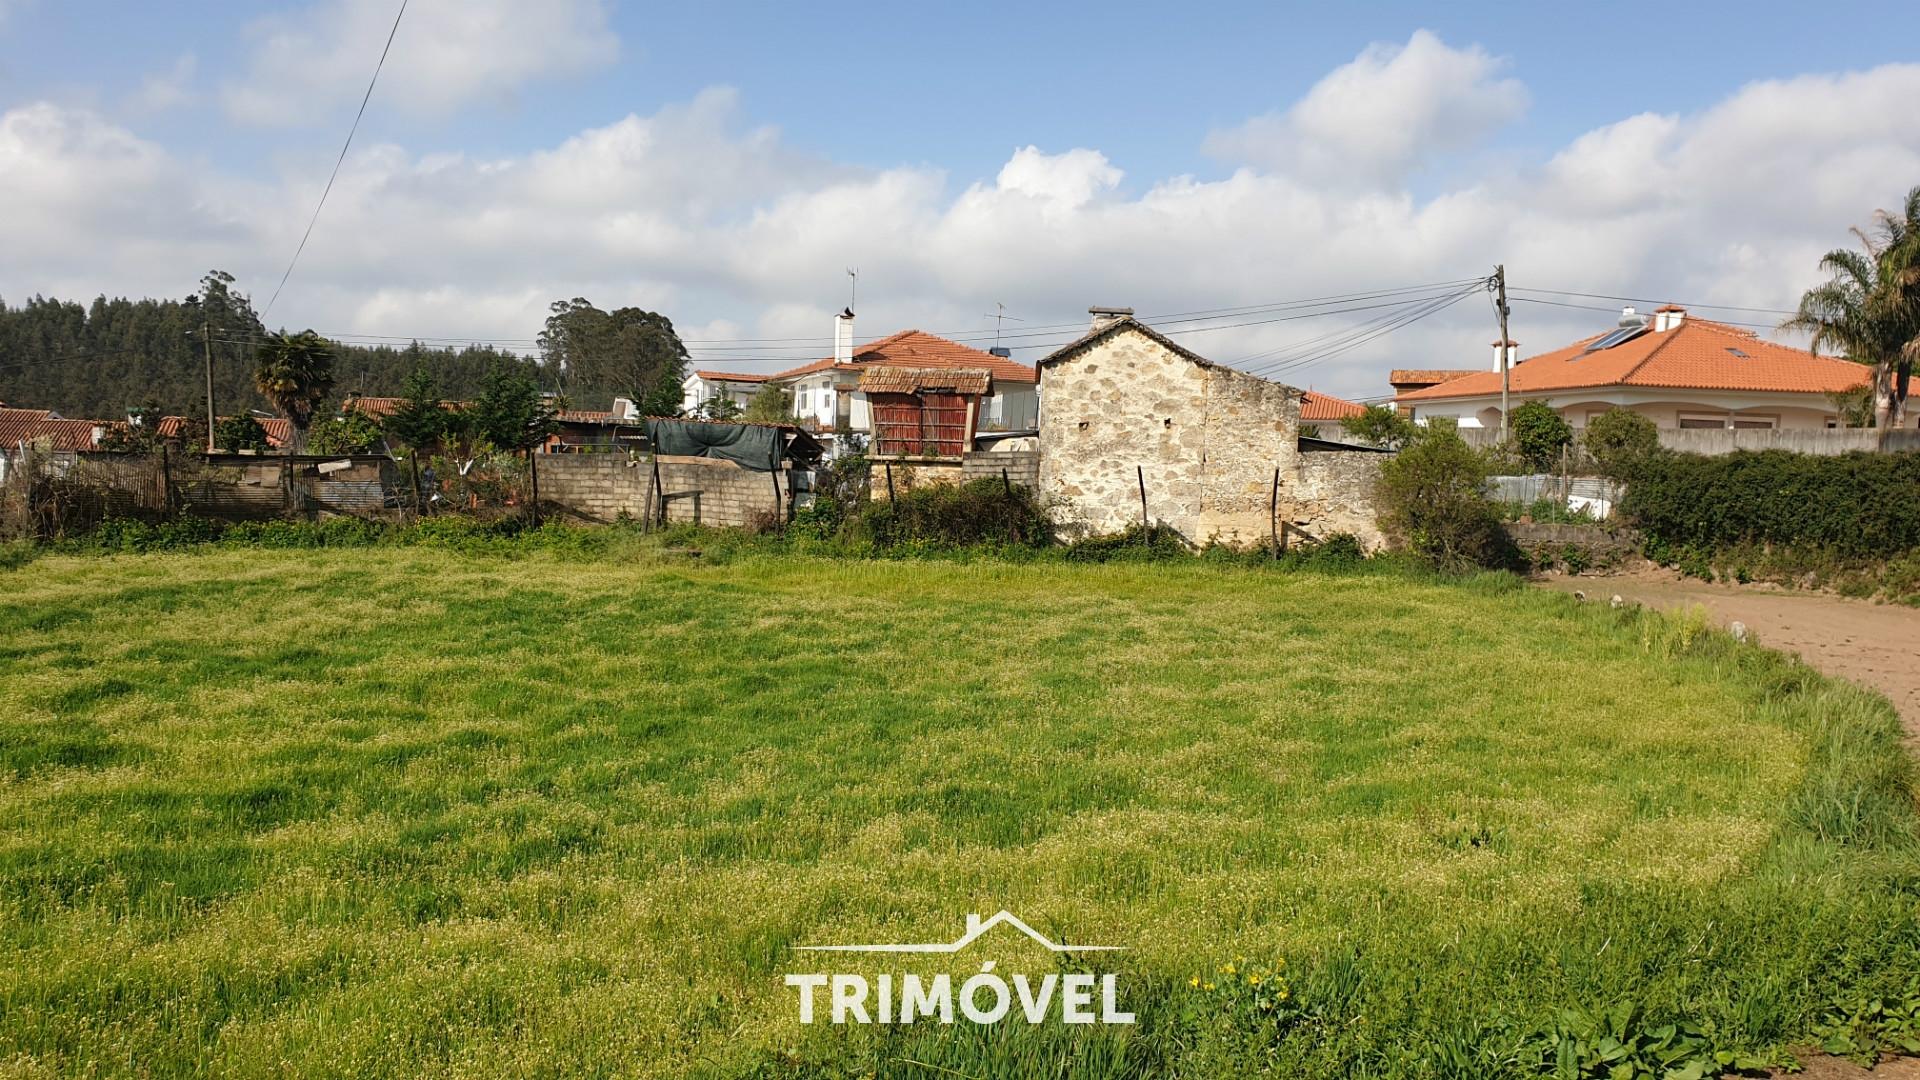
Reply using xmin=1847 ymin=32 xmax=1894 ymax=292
xmin=984 ymin=301 xmax=1026 ymax=350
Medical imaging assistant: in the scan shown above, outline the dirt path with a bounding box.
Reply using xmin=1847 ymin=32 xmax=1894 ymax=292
xmin=1537 ymin=568 xmax=1920 ymax=740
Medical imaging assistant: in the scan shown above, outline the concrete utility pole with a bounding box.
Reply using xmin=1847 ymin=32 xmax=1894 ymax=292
xmin=1494 ymin=264 xmax=1511 ymax=442
xmin=201 ymin=316 xmax=216 ymax=453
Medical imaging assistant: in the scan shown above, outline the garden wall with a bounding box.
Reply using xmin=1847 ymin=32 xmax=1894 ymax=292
xmin=1458 ymin=427 xmax=1920 ymax=456
xmin=536 ymin=453 xmax=793 ymax=527
xmin=1289 ymin=450 xmax=1389 ymax=551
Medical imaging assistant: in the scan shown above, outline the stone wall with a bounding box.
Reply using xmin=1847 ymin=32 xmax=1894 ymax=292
xmin=870 ymin=450 xmax=1041 ymax=500
xmin=536 ymin=453 xmax=791 ymax=527
xmin=1290 ymin=450 xmax=1389 ymax=550
xmin=1037 ymin=323 xmax=1301 ymax=545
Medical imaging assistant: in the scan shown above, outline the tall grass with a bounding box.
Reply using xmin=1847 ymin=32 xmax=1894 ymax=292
xmin=0 ymin=547 xmax=1913 ymax=1077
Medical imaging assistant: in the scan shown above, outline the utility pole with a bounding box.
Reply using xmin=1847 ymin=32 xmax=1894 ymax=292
xmin=201 ymin=316 xmax=217 ymax=453
xmin=1494 ymin=264 xmax=1511 ymax=443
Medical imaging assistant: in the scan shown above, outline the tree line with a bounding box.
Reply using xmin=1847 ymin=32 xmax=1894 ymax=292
xmin=0 ymin=272 xmax=689 ymax=422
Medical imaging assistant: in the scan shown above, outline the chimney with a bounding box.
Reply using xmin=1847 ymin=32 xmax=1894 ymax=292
xmin=1088 ymin=305 xmax=1134 ymax=331
xmin=1490 ymin=339 xmax=1519 ymax=371
xmin=834 ymin=307 xmax=855 ymax=364
xmin=1653 ymin=304 xmax=1686 ymax=332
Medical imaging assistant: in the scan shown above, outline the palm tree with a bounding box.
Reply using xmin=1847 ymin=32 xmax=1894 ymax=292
xmin=252 ymin=331 xmax=337 ymax=453
xmin=1785 ymin=186 xmax=1920 ymax=429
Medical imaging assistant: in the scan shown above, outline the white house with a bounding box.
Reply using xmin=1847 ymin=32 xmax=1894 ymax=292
xmin=679 ymin=370 xmax=771 ymax=416
xmin=1394 ymin=306 xmax=1879 ymax=430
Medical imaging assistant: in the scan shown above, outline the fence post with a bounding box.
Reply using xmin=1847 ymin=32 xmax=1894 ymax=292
xmin=1269 ymin=467 xmax=1279 ymax=559
xmin=159 ymin=445 xmax=174 ymax=518
xmin=1136 ymin=465 xmax=1148 ymax=533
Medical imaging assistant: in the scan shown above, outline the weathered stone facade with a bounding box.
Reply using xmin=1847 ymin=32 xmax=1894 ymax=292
xmin=1291 ymin=450 xmax=1389 ymax=550
xmin=1038 ymin=319 xmax=1303 ymax=545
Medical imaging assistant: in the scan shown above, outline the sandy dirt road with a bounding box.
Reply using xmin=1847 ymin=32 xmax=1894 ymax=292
xmin=1538 ymin=568 xmax=1920 ymax=739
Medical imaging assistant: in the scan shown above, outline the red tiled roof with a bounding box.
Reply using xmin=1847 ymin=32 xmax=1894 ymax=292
xmin=769 ymin=330 xmax=1038 ymax=384
xmin=0 ymin=407 xmax=110 ymax=450
xmin=342 ymin=395 xmax=468 ymax=418
xmin=1388 ymin=369 xmax=1482 ymax=388
xmin=1396 ymin=317 xmax=1872 ymax=402
xmin=1300 ymin=391 xmax=1365 ymax=422
xmin=0 ymin=407 xmax=56 ymax=448
xmin=155 ymin=415 xmax=292 ymax=448
xmin=693 ymin=370 xmax=773 ymax=383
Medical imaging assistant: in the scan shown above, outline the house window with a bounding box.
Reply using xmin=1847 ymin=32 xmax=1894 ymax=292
xmin=1677 ymin=412 xmax=1728 ymax=429
xmin=798 ymin=389 xmax=810 ymax=412
xmin=1732 ymin=417 xmax=1776 ymax=430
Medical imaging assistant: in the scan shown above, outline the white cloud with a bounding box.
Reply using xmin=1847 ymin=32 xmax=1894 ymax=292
xmin=222 ymin=0 xmax=618 ymax=126
xmin=128 ymin=54 xmax=198 ymax=115
xmin=6 ymin=35 xmax=1920 ymax=402
xmin=1207 ymin=30 xmax=1527 ymax=186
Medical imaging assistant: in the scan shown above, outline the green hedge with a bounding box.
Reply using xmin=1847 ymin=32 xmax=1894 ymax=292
xmin=1621 ymin=450 xmax=1920 ymax=559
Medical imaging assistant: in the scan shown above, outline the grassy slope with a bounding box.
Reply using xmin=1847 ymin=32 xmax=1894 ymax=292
xmin=0 ymin=548 xmax=1913 ymax=1077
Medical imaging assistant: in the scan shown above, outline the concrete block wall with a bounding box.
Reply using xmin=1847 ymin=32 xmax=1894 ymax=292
xmin=535 ymin=453 xmax=790 ymax=527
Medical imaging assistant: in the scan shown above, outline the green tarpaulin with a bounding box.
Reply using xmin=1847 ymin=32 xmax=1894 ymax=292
xmin=646 ymin=419 xmax=784 ymax=471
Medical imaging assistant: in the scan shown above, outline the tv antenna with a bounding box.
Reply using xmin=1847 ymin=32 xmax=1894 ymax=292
xmin=984 ymin=302 xmax=1026 ymax=349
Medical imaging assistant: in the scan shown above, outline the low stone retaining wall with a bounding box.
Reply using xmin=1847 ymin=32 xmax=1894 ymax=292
xmin=1505 ymin=521 xmax=1642 ymax=570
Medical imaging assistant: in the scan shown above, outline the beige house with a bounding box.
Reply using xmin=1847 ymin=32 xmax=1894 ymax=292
xmin=1037 ymin=307 xmax=1385 ymax=548
xmin=1393 ymin=306 xmax=1878 ymax=430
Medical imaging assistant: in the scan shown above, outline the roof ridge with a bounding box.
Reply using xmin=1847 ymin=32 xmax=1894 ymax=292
xmin=1615 ymin=321 xmax=1688 ymax=382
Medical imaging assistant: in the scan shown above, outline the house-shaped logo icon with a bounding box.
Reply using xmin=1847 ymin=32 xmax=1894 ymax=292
xmin=795 ymin=910 xmax=1122 ymax=954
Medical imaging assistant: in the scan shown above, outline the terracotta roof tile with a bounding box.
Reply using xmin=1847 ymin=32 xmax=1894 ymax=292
xmin=1396 ymin=317 xmax=1871 ymax=402
xmin=858 ymin=367 xmax=993 ymax=395
xmin=1388 ymin=369 xmax=1482 ymax=387
xmin=693 ymin=370 xmax=773 ymax=383
xmin=769 ymin=330 xmax=1037 ymax=384
xmin=1299 ymin=391 xmax=1365 ymax=422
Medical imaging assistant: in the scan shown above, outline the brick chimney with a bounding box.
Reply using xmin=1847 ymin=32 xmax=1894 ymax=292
xmin=834 ymin=307 xmax=855 ymax=364
xmin=1088 ymin=305 xmax=1134 ymax=331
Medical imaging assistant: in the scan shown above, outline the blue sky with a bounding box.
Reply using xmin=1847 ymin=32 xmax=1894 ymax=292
xmin=4 ymin=1 xmax=1920 ymax=397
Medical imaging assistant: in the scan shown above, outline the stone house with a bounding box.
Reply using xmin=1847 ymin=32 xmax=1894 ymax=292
xmin=1037 ymin=308 xmax=1387 ymax=548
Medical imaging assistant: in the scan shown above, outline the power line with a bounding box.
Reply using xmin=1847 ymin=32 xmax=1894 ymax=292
xmin=262 ymin=0 xmax=410 ymax=316
xmin=1506 ymin=295 xmax=1783 ymax=331
xmin=1507 ymin=287 xmax=1797 ymax=318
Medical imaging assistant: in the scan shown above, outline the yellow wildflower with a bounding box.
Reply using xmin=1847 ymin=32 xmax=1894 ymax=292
xmin=1189 ymin=976 xmax=1200 ymax=988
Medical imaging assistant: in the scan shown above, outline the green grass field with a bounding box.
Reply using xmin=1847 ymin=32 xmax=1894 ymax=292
xmin=1 ymin=544 xmax=1915 ymax=1077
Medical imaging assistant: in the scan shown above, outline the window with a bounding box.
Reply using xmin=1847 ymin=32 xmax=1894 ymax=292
xmin=798 ymin=389 xmax=810 ymax=411
xmin=1677 ymin=413 xmax=1727 ymax=429
xmin=1732 ymin=417 xmax=1776 ymax=430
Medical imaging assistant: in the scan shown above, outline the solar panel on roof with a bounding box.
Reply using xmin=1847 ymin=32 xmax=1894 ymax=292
xmin=1581 ymin=324 xmax=1649 ymax=354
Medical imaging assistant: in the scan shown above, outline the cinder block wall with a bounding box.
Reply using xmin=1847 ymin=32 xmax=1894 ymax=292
xmin=536 ymin=453 xmax=790 ymax=526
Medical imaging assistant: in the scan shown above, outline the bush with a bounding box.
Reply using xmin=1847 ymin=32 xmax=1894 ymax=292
xmin=1377 ymin=428 xmax=1512 ymax=570
xmin=212 ymin=415 xmax=273 ymax=453
xmin=855 ymin=478 xmax=1052 ymax=550
xmin=304 ymin=413 xmax=385 ymax=455
xmin=1063 ymin=523 xmax=1192 ymax=562
xmin=1621 ymin=449 xmax=1920 ymax=560
xmin=1583 ymin=409 xmax=1659 ymax=480
xmin=1339 ymin=405 xmax=1418 ymax=449
xmin=1508 ymin=400 xmax=1573 ymax=471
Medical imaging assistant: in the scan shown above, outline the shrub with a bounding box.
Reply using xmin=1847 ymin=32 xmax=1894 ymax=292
xmin=1377 ymin=428 xmax=1511 ymax=570
xmin=1063 ymin=523 xmax=1192 ymax=562
xmin=1508 ymin=400 xmax=1573 ymax=471
xmin=855 ymin=478 xmax=1051 ymax=550
xmin=1583 ymin=409 xmax=1659 ymax=480
xmin=212 ymin=415 xmax=273 ymax=453
xmin=1340 ymin=405 xmax=1418 ymax=449
xmin=1620 ymin=449 xmax=1920 ymax=560
xmin=304 ymin=413 xmax=385 ymax=455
